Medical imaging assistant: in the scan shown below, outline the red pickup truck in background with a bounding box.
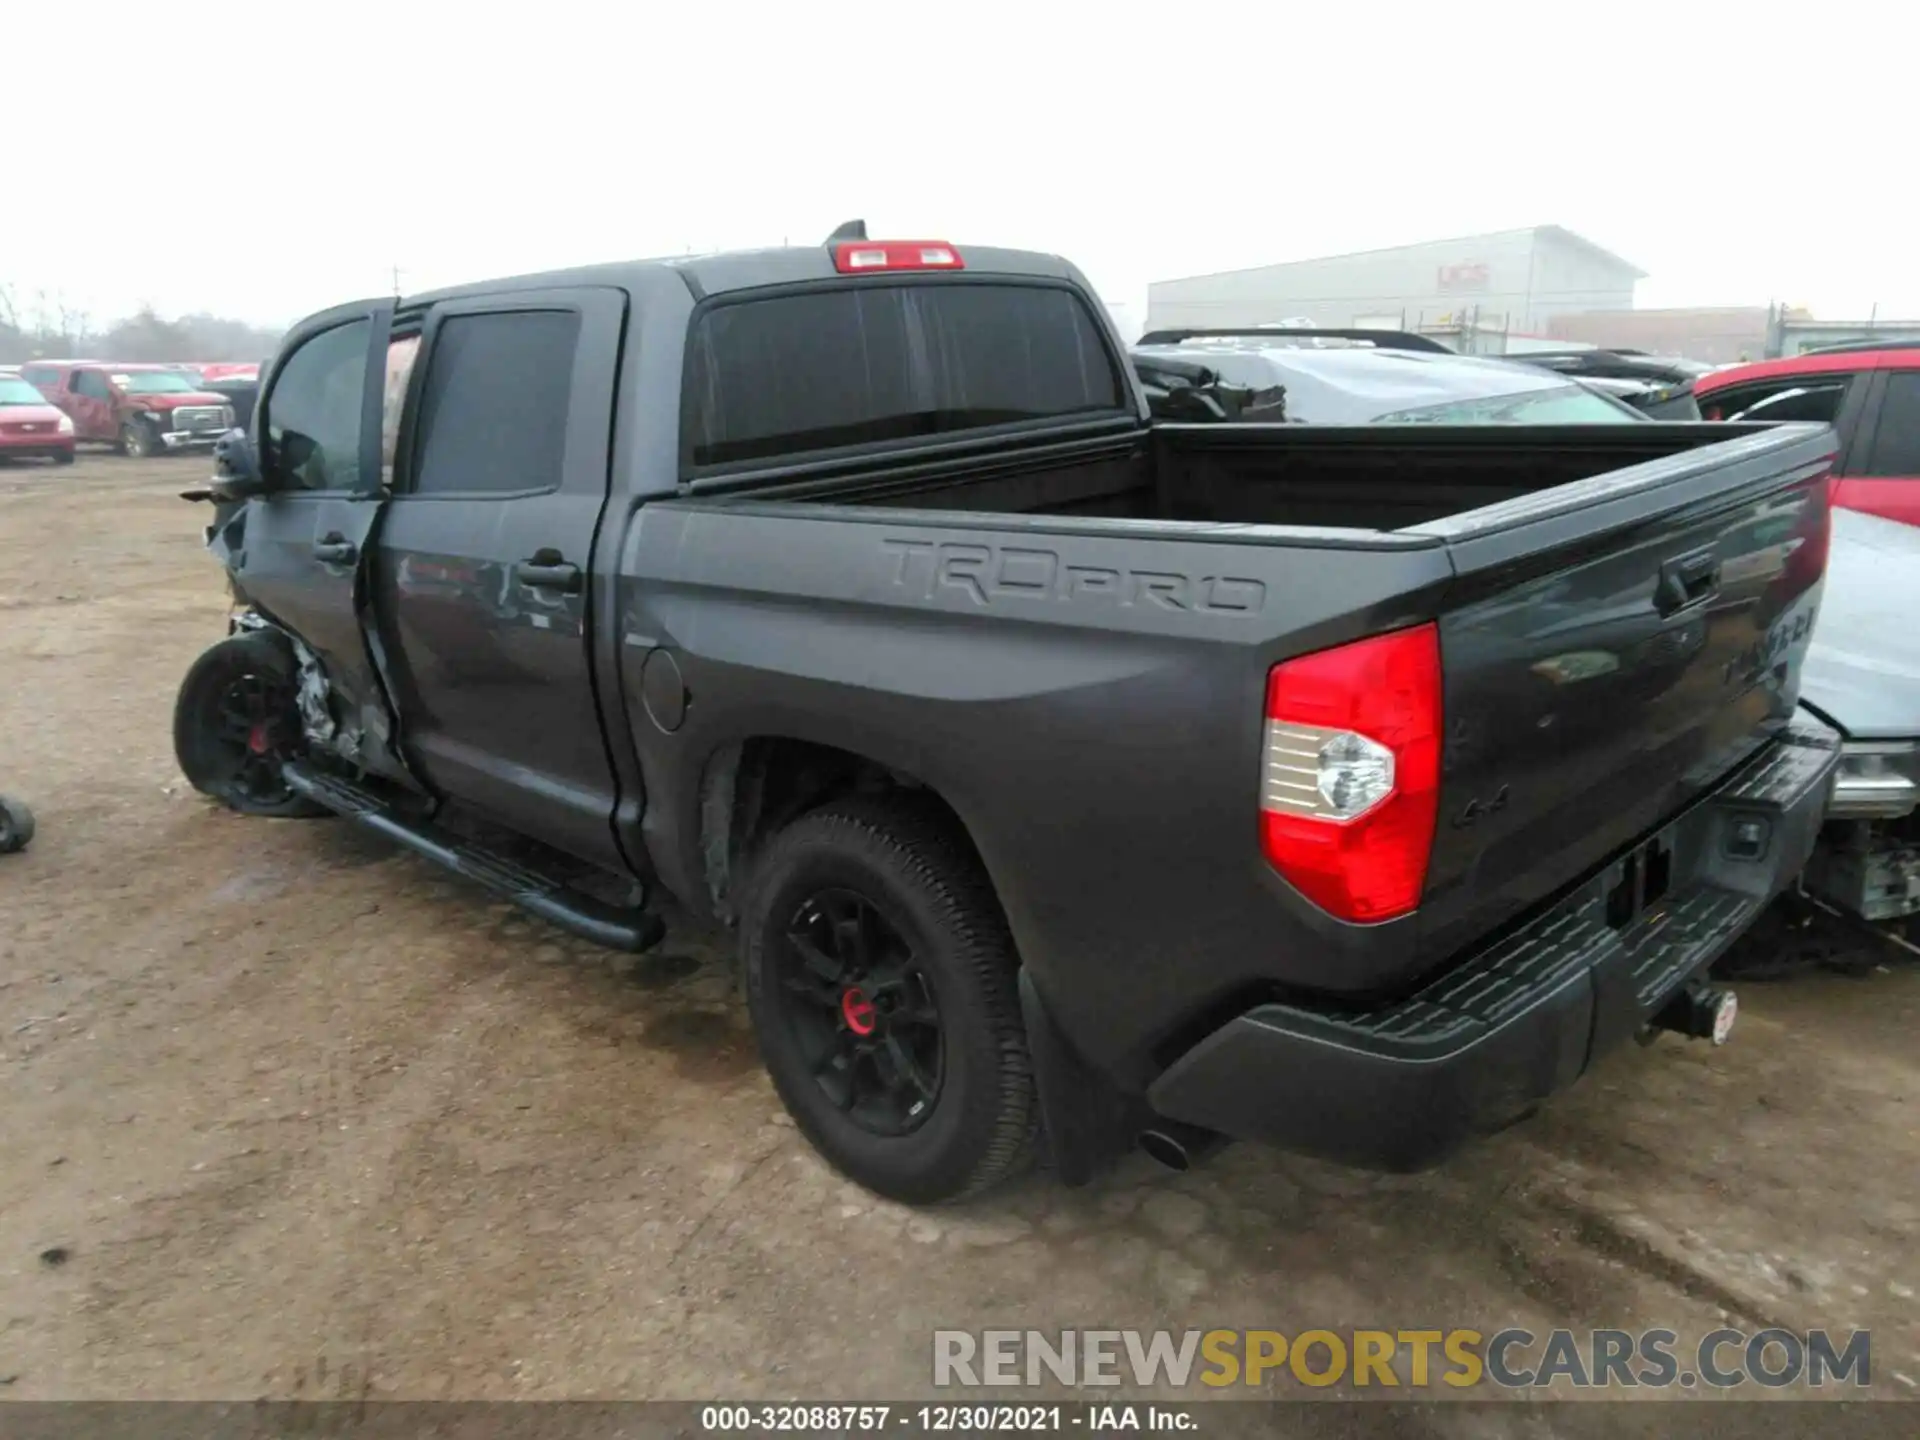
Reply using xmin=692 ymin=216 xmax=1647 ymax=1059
xmin=20 ymin=361 xmax=235 ymax=458
xmin=1695 ymin=340 xmax=1920 ymax=527
xmin=191 ymin=362 xmax=261 ymax=383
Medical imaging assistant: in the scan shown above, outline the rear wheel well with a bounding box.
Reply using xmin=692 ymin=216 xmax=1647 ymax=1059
xmin=700 ymin=737 xmax=975 ymax=923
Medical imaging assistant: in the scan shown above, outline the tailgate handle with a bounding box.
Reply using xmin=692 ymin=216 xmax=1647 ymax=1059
xmin=1655 ymin=548 xmax=1720 ymax=616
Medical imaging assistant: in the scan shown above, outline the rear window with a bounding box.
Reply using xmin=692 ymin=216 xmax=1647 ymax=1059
xmin=1703 ymin=377 xmax=1851 ymax=424
xmin=684 ymin=282 xmax=1125 ymax=469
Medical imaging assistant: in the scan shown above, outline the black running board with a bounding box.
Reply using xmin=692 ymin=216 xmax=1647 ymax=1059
xmin=283 ymin=762 xmax=665 ymax=953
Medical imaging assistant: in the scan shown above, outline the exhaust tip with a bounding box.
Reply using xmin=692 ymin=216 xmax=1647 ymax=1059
xmin=1136 ymin=1119 xmax=1226 ymax=1172
xmin=1137 ymin=1128 xmax=1193 ymax=1172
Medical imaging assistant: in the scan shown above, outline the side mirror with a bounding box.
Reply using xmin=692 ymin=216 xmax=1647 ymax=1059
xmin=207 ymin=429 xmax=272 ymax=500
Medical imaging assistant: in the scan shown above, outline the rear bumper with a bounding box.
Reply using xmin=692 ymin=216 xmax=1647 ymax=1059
xmin=1146 ymin=713 xmax=1841 ymax=1171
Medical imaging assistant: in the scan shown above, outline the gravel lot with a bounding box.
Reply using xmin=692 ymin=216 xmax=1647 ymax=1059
xmin=1 ymin=453 xmax=1916 ymax=1416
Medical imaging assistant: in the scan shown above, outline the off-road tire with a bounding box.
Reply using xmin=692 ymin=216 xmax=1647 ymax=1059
xmin=173 ymin=632 xmax=329 ymax=818
xmin=741 ymin=799 xmax=1037 ymax=1205
xmin=52 ymin=451 xmax=74 ymax=467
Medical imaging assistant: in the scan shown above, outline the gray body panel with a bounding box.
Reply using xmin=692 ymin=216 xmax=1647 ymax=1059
xmin=615 ymin=501 xmax=1454 ymax=1083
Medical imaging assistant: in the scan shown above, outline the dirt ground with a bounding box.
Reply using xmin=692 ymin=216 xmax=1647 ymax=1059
xmin=1 ymin=453 xmax=1917 ymax=1414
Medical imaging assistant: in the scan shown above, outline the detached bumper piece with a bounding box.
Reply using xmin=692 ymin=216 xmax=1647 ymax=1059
xmin=1147 ymin=715 xmax=1841 ymax=1172
xmin=1804 ymin=823 xmax=1920 ymax=922
xmin=282 ymin=761 xmax=665 ymax=953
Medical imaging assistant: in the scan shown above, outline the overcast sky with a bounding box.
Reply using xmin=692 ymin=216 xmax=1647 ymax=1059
xmin=8 ymin=4 xmax=1914 ymax=337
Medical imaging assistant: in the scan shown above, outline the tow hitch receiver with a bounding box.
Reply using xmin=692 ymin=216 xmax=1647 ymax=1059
xmin=1650 ymin=982 xmax=1739 ymax=1045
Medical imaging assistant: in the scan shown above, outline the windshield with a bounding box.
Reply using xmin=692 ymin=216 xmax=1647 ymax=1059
xmin=117 ymin=371 xmax=202 ymax=395
xmin=0 ymin=378 xmax=50 ymax=405
xmin=1373 ymin=383 xmax=1641 ymax=425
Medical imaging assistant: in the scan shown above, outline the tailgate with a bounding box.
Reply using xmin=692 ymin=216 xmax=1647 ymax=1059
xmin=1408 ymin=422 xmax=1835 ymax=961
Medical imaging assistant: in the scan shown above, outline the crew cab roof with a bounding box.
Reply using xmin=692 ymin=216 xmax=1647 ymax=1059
xmin=402 ymin=241 xmax=1082 ymax=310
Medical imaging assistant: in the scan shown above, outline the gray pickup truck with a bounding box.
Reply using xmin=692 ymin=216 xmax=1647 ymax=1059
xmin=174 ymin=226 xmax=1840 ymax=1203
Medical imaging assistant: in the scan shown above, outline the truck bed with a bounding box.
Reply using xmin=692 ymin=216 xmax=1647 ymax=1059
xmin=634 ymin=418 xmax=1834 ymax=1090
xmin=729 ymin=422 xmax=1752 ymax=530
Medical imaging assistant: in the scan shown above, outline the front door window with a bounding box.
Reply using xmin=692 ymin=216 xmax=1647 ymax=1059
xmin=260 ymin=319 xmax=373 ymax=492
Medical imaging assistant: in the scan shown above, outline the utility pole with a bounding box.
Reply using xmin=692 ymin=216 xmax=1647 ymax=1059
xmin=391 ymin=265 xmax=404 ymax=297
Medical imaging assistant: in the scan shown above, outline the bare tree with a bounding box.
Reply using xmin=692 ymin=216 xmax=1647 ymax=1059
xmin=0 ymin=293 xmax=278 ymax=365
xmin=0 ymin=285 xmax=21 ymax=362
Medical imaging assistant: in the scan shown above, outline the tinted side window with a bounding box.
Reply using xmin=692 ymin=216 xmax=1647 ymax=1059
xmin=409 ymin=311 xmax=579 ymax=497
xmin=1698 ymin=382 xmax=1772 ymax=420
xmin=686 ymin=282 xmax=1124 ymax=468
xmin=1863 ymin=373 xmax=1920 ymax=476
xmin=1702 ymin=376 xmax=1848 ymax=423
xmin=74 ymin=371 xmax=112 ymax=399
xmin=262 ymin=319 xmax=371 ymax=492
xmin=1740 ymin=383 xmax=1846 ymax=423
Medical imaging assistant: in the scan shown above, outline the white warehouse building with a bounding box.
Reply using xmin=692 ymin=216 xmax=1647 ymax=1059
xmin=1146 ymin=226 xmax=1645 ymax=344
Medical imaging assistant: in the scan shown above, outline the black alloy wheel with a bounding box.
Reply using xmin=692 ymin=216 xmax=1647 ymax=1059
xmin=210 ymin=670 xmax=302 ymax=809
xmin=172 ymin=632 xmax=328 ymax=818
xmin=775 ymin=887 xmax=944 ymax=1136
xmin=741 ymin=799 xmax=1037 ymax=1205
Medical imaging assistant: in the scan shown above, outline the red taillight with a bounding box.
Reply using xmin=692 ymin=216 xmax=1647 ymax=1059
xmin=1783 ymin=474 xmax=1833 ymax=590
xmin=831 ymin=240 xmax=965 ymax=274
xmin=1259 ymin=623 xmax=1443 ymax=924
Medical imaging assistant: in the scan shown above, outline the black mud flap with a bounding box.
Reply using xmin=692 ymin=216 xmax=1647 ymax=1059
xmin=1018 ymin=971 xmax=1146 ymax=1187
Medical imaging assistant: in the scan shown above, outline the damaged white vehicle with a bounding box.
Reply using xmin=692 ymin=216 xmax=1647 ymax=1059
xmin=1798 ymin=508 xmax=1920 ymax=928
